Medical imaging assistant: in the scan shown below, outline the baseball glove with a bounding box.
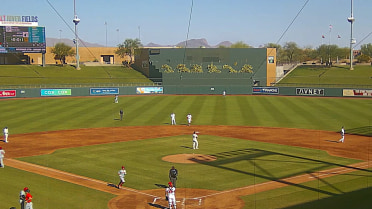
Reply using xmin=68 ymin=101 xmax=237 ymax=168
xmin=165 ymin=196 xmax=169 ymax=201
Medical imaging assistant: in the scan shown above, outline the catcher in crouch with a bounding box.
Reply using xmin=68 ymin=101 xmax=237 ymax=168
xmin=165 ymin=181 xmax=177 ymax=209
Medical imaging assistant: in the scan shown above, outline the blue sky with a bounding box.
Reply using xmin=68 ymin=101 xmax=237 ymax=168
xmin=2 ymin=0 xmax=372 ymax=48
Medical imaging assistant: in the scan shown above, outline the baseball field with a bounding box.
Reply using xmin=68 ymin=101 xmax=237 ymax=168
xmin=0 ymin=65 xmax=371 ymax=209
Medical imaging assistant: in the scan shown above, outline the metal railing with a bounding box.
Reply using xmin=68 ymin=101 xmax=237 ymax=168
xmin=0 ymin=82 xmax=162 ymax=89
xmin=273 ymin=83 xmax=372 ymax=89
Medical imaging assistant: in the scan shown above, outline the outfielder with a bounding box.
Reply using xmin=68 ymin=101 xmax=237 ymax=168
xmin=192 ymin=131 xmax=199 ymax=149
xmin=338 ymin=126 xmax=345 ymax=143
xmin=114 ymin=95 xmax=118 ymax=103
xmin=0 ymin=147 xmax=4 ymax=168
xmin=117 ymin=166 xmax=127 ymax=188
xmin=170 ymin=112 xmax=176 ymax=125
xmin=3 ymin=126 xmax=8 ymax=143
xmin=165 ymin=181 xmax=177 ymax=209
xmin=119 ymin=109 xmax=124 ymax=121
xmin=187 ymin=113 xmax=192 ymax=126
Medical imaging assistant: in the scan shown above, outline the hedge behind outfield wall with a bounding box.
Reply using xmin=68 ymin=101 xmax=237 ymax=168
xmin=0 ymin=86 xmax=371 ymax=98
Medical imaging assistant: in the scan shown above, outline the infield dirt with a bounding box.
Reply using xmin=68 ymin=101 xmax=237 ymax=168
xmin=3 ymin=125 xmax=371 ymax=208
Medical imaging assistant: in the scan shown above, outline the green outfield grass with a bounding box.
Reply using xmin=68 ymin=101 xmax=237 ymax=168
xmin=0 ymin=95 xmax=371 ymax=208
xmin=0 ymin=65 xmax=153 ymax=85
xmin=0 ymin=95 xmax=370 ymax=135
xmin=242 ymin=170 xmax=372 ymax=209
xmin=0 ymin=167 xmax=115 ymax=209
xmin=278 ymin=65 xmax=372 ymax=87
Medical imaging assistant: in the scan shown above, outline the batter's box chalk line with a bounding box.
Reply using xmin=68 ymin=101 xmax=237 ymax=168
xmin=182 ymin=197 xmax=203 ymax=206
xmin=152 ymin=197 xmax=202 ymax=206
xmin=152 ymin=197 xmax=161 ymax=204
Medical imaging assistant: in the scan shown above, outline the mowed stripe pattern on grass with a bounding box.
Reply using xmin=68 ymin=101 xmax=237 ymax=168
xmin=0 ymin=95 xmax=371 ymax=134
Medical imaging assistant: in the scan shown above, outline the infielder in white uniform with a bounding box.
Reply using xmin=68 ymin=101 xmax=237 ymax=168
xmin=0 ymin=147 xmax=4 ymax=168
xmin=117 ymin=166 xmax=127 ymax=188
xmin=338 ymin=126 xmax=345 ymax=143
xmin=170 ymin=112 xmax=176 ymax=125
xmin=192 ymin=131 xmax=199 ymax=149
xmin=3 ymin=126 xmax=8 ymax=143
xmin=187 ymin=113 xmax=192 ymax=126
xmin=165 ymin=182 xmax=177 ymax=209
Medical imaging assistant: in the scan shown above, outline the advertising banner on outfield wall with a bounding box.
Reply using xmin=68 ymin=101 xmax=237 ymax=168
xmin=0 ymin=90 xmax=16 ymax=97
xmin=343 ymin=89 xmax=372 ymax=97
xmin=252 ymin=87 xmax=279 ymax=94
xmin=41 ymin=89 xmax=71 ymax=96
xmin=296 ymin=88 xmax=324 ymax=96
xmin=136 ymin=87 xmax=163 ymax=94
xmin=90 ymin=88 xmax=119 ymax=95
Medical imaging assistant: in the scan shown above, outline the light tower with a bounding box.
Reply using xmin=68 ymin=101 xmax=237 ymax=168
xmin=347 ymin=0 xmax=355 ymax=70
xmin=73 ymin=0 xmax=81 ymax=70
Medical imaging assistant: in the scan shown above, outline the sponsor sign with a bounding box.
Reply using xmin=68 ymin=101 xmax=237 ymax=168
xmin=343 ymin=89 xmax=372 ymax=97
xmin=90 ymin=88 xmax=119 ymax=95
xmin=252 ymin=87 xmax=279 ymax=94
xmin=136 ymin=87 xmax=163 ymax=94
xmin=41 ymin=89 xmax=71 ymax=96
xmin=0 ymin=15 xmax=38 ymax=26
xmin=296 ymin=88 xmax=324 ymax=96
xmin=0 ymin=90 xmax=16 ymax=97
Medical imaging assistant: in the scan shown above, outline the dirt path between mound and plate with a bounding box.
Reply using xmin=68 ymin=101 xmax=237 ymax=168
xmin=2 ymin=125 xmax=372 ymax=209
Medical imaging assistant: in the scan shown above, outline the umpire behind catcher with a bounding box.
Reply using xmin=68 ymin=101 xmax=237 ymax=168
xmin=169 ymin=166 xmax=178 ymax=187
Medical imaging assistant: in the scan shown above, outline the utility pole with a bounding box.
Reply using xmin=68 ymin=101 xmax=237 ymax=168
xmin=105 ymin=21 xmax=108 ymax=47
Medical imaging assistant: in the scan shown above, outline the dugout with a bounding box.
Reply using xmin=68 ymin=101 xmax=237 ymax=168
xmin=133 ymin=48 xmax=277 ymax=94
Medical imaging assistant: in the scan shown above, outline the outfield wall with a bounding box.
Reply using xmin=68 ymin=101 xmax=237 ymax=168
xmin=1 ymin=86 xmax=371 ymax=98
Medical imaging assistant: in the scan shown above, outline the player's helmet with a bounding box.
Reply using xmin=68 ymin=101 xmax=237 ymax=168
xmin=122 ymin=166 xmax=125 ymax=169
xmin=24 ymin=187 xmax=28 ymax=192
xmin=168 ymin=182 xmax=173 ymax=186
xmin=0 ymin=147 xmax=2 ymax=149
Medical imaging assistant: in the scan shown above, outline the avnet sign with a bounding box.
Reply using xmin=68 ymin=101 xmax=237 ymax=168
xmin=296 ymin=88 xmax=324 ymax=96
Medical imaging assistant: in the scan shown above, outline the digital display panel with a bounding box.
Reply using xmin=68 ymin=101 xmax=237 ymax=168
xmin=136 ymin=87 xmax=163 ymax=94
xmin=41 ymin=89 xmax=71 ymax=97
xmin=0 ymin=26 xmax=46 ymax=53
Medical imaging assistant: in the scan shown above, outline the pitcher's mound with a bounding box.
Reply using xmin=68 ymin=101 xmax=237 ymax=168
xmin=162 ymin=154 xmax=217 ymax=164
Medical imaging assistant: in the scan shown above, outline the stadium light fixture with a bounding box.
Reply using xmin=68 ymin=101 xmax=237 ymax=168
xmin=347 ymin=0 xmax=355 ymax=70
xmin=73 ymin=0 xmax=80 ymax=70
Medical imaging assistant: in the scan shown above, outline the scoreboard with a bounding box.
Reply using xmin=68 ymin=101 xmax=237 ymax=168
xmin=0 ymin=26 xmax=46 ymax=53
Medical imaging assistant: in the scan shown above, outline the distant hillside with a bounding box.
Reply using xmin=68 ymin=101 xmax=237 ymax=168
xmin=216 ymin=41 xmax=233 ymax=48
xmin=144 ymin=38 xmax=233 ymax=48
xmin=46 ymin=37 xmax=232 ymax=48
xmin=46 ymin=38 xmax=104 ymax=47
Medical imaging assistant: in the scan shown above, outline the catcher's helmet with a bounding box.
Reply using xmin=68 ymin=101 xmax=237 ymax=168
xmin=168 ymin=182 xmax=173 ymax=186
